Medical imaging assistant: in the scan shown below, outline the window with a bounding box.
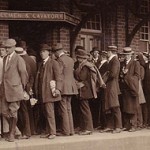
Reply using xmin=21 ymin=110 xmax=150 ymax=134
xmin=140 ymin=0 xmax=150 ymax=41
xmin=83 ymin=14 xmax=101 ymax=31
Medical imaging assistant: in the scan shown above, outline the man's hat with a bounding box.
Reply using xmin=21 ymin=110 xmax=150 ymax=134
xmin=52 ymin=43 xmax=63 ymax=52
xmin=40 ymin=44 xmax=51 ymax=51
xmin=90 ymin=47 xmax=100 ymax=54
xmin=76 ymin=49 xmax=89 ymax=59
xmin=107 ymin=45 xmax=118 ymax=52
xmin=15 ymin=47 xmax=26 ymax=55
xmin=3 ymin=39 xmax=16 ymax=47
xmin=100 ymin=51 xmax=108 ymax=56
xmin=17 ymin=40 xmax=27 ymax=50
xmin=121 ymin=47 xmax=134 ymax=55
xmin=0 ymin=41 xmax=5 ymax=48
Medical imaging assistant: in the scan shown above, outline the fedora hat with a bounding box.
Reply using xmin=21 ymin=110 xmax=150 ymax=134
xmin=121 ymin=47 xmax=134 ymax=55
xmin=15 ymin=47 xmax=27 ymax=55
xmin=76 ymin=49 xmax=89 ymax=59
xmin=40 ymin=44 xmax=51 ymax=51
xmin=52 ymin=43 xmax=63 ymax=52
xmin=3 ymin=39 xmax=16 ymax=47
xmin=107 ymin=45 xmax=118 ymax=52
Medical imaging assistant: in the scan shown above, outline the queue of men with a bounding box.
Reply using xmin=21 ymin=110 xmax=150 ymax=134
xmin=0 ymin=38 xmax=150 ymax=142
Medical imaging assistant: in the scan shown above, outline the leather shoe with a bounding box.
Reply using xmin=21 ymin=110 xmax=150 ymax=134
xmin=48 ymin=134 xmax=56 ymax=139
xmin=99 ymin=128 xmax=113 ymax=133
xmin=21 ymin=135 xmax=30 ymax=139
xmin=56 ymin=132 xmax=70 ymax=136
xmin=40 ymin=134 xmax=50 ymax=138
xmin=128 ymin=127 xmax=137 ymax=132
xmin=79 ymin=130 xmax=92 ymax=135
xmin=112 ymin=128 xmax=122 ymax=134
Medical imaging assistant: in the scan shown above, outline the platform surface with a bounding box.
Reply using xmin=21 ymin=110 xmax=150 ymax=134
xmin=1 ymin=129 xmax=150 ymax=150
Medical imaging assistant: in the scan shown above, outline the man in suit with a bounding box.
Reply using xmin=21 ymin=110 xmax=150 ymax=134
xmin=120 ymin=47 xmax=140 ymax=132
xmin=52 ymin=43 xmax=78 ymax=136
xmin=2 ymin=39 xmax=28 ymax=142
xmin=35 ymin=44 xmax=62 ymax=139
xmin=101 ymin=46 xmax=122 ymax=133
xmin=15 ymin=47 xmax=37 ymax=139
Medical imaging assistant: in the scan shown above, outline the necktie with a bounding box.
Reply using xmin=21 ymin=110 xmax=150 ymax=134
xmin=5 ymin=55 xmax=10 ymax=69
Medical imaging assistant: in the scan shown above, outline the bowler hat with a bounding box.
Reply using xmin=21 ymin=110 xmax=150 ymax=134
xmin=15 ymin=47 xmax=27 ymax=55
xmin=107 ymin=45 xmax=118 ymax=52
xmin=3 ymin=39 xmax=16 ymax=47
xmin=90 ymin=47 xmax=100 ymax=54
xmin=52 ymin=43 xmax=63 ymax=52
xmin=121 ymin=47 xmax=134 ymax=55
xmin=40 ymin=44 xmax=51 ymax=51
xmin=76 ymin=49 xmax=89 ymax=59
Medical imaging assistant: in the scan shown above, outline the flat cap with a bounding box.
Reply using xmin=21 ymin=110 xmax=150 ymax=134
xmin=3 ymin=39 xmax=16 ymax=47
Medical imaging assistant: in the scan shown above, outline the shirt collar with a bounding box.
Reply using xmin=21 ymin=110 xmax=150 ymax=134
xmin=108 ymin=54 xmax=116 ymax=62
xmin=43 ymin=56 xmax=49 ymax=65
xmin=58 ymin=52 xmax=65 ymax=58
xmin=9 ymin=51 xmax=15 ymax=59
xmin=126 ymin=58 xmax=131 ymax=64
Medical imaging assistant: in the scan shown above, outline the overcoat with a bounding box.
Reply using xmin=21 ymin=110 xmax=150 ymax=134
xmin=56 ymin=54 xmax=78 ymax=95
xmin=104 ymin=56 xmax=121 ymax=111
xmin=121 ymin=59 xmax=140 ymax=114
xmin=35 ymin=57 xmax=62 ymax=103
xmin=3 ymin=52 xmax=28 ymax=102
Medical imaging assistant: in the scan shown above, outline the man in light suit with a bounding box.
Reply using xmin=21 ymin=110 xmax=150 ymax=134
xmin=2 ymin=39 xmax=28 ymax=142
xmin=52 ymin=43 xmax=78 ymax=136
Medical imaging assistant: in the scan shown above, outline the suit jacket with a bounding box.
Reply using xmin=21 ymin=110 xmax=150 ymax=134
xmin=21 ymin=54 xmax=37 ymax=93
xmin=35 ymin=57 xmax=62 ymax=103
xmin=3 ymin=52 xmax=28 ymax=102
xmin=104 ymin=56 xmax=121 ymax=110
xmin=56 ymin=54 xmax=78 ymax=95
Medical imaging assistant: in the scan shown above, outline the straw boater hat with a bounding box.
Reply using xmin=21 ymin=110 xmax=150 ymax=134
xmin=15 ymin=47 xmax=27 ymax=55
xmin=107 ymin=45 xmax=118 ymax=52
xmin=121 ymin=47 xmax=134 ymax=55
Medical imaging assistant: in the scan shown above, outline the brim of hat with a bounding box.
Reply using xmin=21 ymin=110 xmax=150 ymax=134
xmin=16 ymin=51 xmax=27 ymax=56
xmin=120 ymin=51 xmax=134 ymax=55
xmin=40 ymin=48 xmax=51 ymax=51
xmin=76 ymin=55 xmax=89 ymax=59
xmin=52 ymin=48 xmax=63 ymax=52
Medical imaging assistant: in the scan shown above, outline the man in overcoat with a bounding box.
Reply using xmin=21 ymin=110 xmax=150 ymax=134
xmin=120 ymin=47 xmax=140 ymax=132
xmin=74 ymin=48 xmax=105 ymax=135
xmin=35 ymin=44 xmax=62 ymax=139
xmin=102 ymin=46 xmax=122 ymax=133
xmin=2 ymin=39 xmax=28 ymax=142
xmin=52 ymin=43 xmax=78 ymax=136
xmin=15 ymin=47 xmax=37 ymax=139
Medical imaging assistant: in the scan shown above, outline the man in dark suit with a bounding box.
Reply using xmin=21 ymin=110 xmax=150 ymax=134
xmin=35 ymin=44 xmax=62 ymax=139
xmin=101 ymin=46 xmax=122 ymax=133
xmin=52 ymin=43 xmax=78 ymax=136
xmin=2 ymin=39 xmax=28 ymax=142
xmin=120 ymin=47 xmax=140 ymax=132
xmin=15 ymin=47 xmax=37 ymax=139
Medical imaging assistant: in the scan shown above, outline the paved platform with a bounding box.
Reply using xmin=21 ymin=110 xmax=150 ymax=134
xmin=1 ymin=129 xmax=150 ymax=150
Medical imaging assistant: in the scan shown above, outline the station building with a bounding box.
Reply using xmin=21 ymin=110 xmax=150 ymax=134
xmin=0 ymin=0 xmax=149 ymax=57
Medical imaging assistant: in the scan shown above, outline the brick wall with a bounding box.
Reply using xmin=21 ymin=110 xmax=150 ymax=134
xmin=0 ymin=0 xmax=9 ymax=41
xmin=104 ymin=2 xmax=140 ymax=52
